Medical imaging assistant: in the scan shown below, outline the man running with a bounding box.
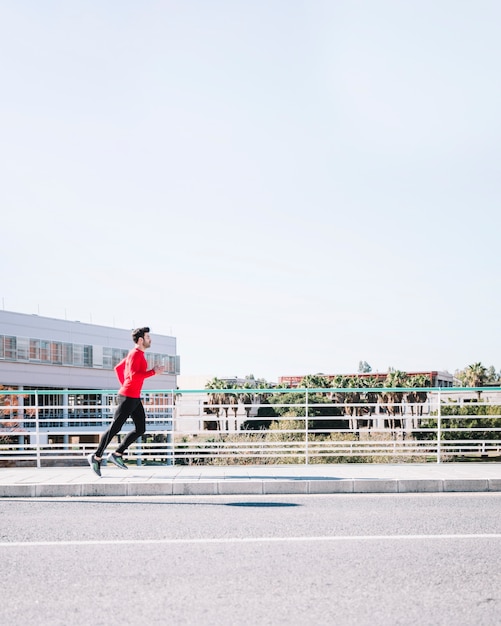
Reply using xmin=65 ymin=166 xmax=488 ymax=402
xmin=88 ymin=326 xmax=164 ymax=476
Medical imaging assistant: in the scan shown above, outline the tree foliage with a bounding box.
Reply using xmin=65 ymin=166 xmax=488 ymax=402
xmin=0 ymin=386 xmax=24 ymax=444
xmin=358 ymin=361 xmax=372 ymax=373
xmin=455 ymin=362 xmax=499 ymax=387
xmin=420 ymin=403 xmax=501 ymax=441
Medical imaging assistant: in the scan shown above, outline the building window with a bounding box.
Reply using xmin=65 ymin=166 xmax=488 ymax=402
xmin=102 ymin=348 xmax=129 ymax=369
xmin=51 ymin=342 xmax=62 ymax=365
xmin=40 ymin=341 xmax=50 ymax=362
xmin=30 ymin=339 xmax=40 ymax=361
xmin=17 ymin=337 xmax=29 ymax=361
xmin=0 ymin=332 xmax=177 ymax=373
xmin=62 ymin=343 xmax=73 ymax=365
xmin=103 ymin=347 xmax=112 ymax=369
xmin=145 ymin=353 xmax=179 ymax=374
xmin=4 ymin=336 xmax=16 ymax=360
xmin=112 ymin=349 xmax=127 ymax=368
xmin=84 ymin=346 xmax=93 ymax=367
xmin=73 ymin=345 xmax=84 ymax=366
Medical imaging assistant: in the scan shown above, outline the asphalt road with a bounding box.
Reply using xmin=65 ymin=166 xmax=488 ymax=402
xmin=1 ymin=493 xmax=500 ymax=625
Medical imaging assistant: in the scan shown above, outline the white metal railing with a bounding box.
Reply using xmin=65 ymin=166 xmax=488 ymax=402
xmin=1 ymin=387 xmax=501 ymax=467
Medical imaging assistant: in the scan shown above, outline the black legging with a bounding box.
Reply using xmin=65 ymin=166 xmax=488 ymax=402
xmin=96 ymin=395 xmax=146 ymax=458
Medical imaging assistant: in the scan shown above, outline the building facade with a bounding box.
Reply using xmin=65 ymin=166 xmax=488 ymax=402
xmin=278 ymin=371 xmax=455 ymax=388
xmin=0 ymin=310 xmax=179 ymax=390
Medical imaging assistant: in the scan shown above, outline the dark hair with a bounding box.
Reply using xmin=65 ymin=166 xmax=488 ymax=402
xmin=132 ymin=327 xmax=150 ymax=343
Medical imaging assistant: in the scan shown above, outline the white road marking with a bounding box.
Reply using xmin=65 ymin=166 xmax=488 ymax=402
xmin=1 ymin=534 xmax=501 ymax=547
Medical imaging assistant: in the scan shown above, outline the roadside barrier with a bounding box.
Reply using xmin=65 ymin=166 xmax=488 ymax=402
xmin=1 ymin=387 xmax=500 ymax=466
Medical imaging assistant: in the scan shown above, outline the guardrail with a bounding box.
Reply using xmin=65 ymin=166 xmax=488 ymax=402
xmin=1 ymin=387 xmax=501 ymax=466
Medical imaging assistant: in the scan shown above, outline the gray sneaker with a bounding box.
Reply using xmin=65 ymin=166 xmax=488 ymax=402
xmin=87 ymin=453 xmax=101 ymax=477
xmin=108 ymin=452 xmax=128 ymax=470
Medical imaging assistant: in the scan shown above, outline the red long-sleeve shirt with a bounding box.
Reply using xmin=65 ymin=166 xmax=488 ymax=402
xmin=115 ymin=348 xmax=156 ymax=398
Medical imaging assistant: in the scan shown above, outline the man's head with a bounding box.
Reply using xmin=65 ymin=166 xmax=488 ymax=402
xmin=132 ymin=326 xmax=151 ymax=350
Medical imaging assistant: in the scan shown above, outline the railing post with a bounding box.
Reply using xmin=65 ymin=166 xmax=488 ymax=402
xmin=136 ymin=439 xmax=142 ymax=466
xmin=35 ymin=390 xmax=41 ymax=469
xmin=305 ymin=389 xmax=309 ymax=465
xmin=437 ymin=388 xmax=442 ymax=464
xmin=167 ymin=389 xmax=174 ymax=466
xmin=63 ymin=389 xmax=69 ymax=450
xmin=18 ymin=388 xmax=25 ymax=453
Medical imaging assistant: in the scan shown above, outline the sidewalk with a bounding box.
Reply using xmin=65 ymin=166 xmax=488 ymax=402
xmin=1 ymin=462 xmax=500 ymax=497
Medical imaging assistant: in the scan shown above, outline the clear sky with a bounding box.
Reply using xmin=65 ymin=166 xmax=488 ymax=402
xmin=1 ymin=1 xmax=500 ymax=382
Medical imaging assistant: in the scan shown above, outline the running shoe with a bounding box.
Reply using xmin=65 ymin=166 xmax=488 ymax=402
xmin=87 ymin=453 xmax=101 ymax=477
xmin=107 ymin=452 xmax=128 ymax=470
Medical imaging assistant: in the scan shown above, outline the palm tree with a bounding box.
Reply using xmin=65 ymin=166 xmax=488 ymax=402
xmin=228 ymin=390 xmax=239 ymax=430
xmin=297 ymin=374 xmax=333 ymax=430
xmin=242 ymin=379 xmax=280 ymax=430
xmin=382 ymin=370 xmax=409 ymax=430
xmin=406 ymin=374 xmax=431 ymax=428
xmin=359 ymin=375 xmax=383 ymax=429
xmin=329 ymin=375 xmax=348 ymax=406
xmin=204 ymin=377 xmax=227 ymax=430
xmin=363 ymin=375 xmax=383 ymax=402
xmin=463 ymin=363 xmax=487 ymax=388
xmin=343 ymin=377 xmax=363 ymax=432
xmin=239 ymin=383 xmax=255 ymax=420
xmin=300 ymin=374 xmax=330 ymax=389
xmin=327 ymin=375 xmax=363 ymax=431
xmin=461 ymin=363 xmax=487 ymax=400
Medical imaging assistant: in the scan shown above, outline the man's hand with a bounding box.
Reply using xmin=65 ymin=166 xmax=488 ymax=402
xmin=154 ymin=365 xmax=166 ymax=375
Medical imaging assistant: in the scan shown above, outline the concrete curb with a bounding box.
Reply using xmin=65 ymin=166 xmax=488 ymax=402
xmin=1 ymin=478 xmax=501 ymax=498
xmin=1 ymin=463 xmax=500 ymax=498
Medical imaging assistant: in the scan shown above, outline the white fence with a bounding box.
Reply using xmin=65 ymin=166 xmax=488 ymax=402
xmin=1 ymin=387 xmax=501 ymax=466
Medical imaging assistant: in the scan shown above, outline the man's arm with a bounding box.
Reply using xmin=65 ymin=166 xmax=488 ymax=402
xmin=115 ymin=358 xmax=126 ymax=384
xmin=130 ymin=350 xmax=163 ymax=379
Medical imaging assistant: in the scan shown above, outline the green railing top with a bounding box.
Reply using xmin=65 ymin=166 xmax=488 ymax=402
xmin=1 ymin=386 xmax=501 ymax=396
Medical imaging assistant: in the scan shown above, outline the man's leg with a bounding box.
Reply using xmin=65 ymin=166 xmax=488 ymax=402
xmin=115 ymin=400 xmax=146 ymax=454
xmin=95 ymin=395 xmax=137 ymax=459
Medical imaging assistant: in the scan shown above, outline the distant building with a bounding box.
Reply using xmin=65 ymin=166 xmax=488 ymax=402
xmin=176 ymin=375 xmax=253 ymax=432
xmin=278 ymin=371 xmax=455 ymax=387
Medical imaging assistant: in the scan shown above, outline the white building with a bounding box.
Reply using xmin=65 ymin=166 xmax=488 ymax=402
xmin=176 ymin=375 xmax=255 ymax=433
xmin=0 ymin=310 xmax=179 ymax=390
